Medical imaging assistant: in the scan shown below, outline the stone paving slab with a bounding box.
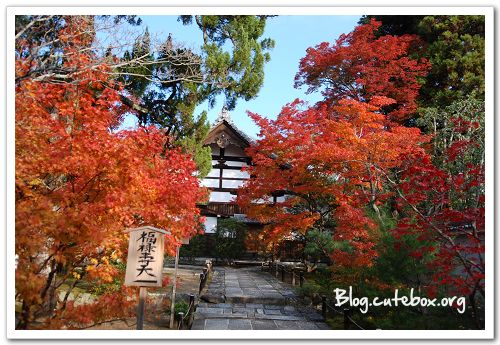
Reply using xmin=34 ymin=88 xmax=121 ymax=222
xmin=264 ymin=304 xmax=282 ymax=310
xmin=274 ymin=320 xmax=321 ymax=330
xmin=251 ymin=320 xmax=278 ymax=330
xmin=205 ymin=319 xmax=229 ymax=330
xmin=228 ymin=319 xmax=252 ymax=330
xmin=225 ymin=296 xmax=286 ymax=305
xmin=196 ymin=307 xmax=224 ymax=314
xmin=191 ymin=319 xmax=205 ymax=330
xmin=316 ymin=322 xmax=332 ymax=330
xmin=233 ymin=307 xmax=256 ymax=314
xmin=246 ymin=303 xmax=264 ymax=309
xmin=211 ymin=303 xmax=233 ymax=308
xmin=263 ymin=309 xmax=282 ymax=315
xmin=191 ymin=317 xmax=330 ymax=331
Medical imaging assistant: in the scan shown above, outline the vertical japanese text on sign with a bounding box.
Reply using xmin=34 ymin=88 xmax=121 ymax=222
xmin=124 ymin=226 xmax=168 ymax=287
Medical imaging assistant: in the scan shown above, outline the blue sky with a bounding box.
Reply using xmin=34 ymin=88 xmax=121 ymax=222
xmin=120 ymin=15 xmax=360 ymax=138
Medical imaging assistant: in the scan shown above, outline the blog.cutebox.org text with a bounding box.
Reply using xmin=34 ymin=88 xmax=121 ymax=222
xmin=333 ymin=286 xmax=466 ymax=314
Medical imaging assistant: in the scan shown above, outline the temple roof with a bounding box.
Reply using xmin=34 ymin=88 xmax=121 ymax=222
xmin=204 ymin=107 xmax=254 ymax=148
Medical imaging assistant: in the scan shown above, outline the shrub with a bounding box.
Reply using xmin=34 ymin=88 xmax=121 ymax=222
xmin=214 ymin=218 xmax=247 ymax=263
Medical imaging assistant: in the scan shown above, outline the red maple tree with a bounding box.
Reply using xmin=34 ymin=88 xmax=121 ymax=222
xmin=239 ymin=18 xmax=484 ymax=323
xmin=295 ymin=19 xmax=430 ymax=123
xmin=237 ymin=98 xmax=428 ymax=269
xmin=390 ymin=122 xmax=484 ymax=309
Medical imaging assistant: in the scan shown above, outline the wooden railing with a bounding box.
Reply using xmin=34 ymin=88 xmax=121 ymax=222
xmin=202 ymin=203 xmax=244 ymax=216
xmin=176 ymin=294 xmax=195 ymax=330
xmin=321 ymin=296 xmax=366 ymax=330
xmin=261 ymin=261 xmax=305 ymax=287
xmin=175 ymin=260 xmax=212 ymax=330
xmin=262 ymin=261 xmax=370 ymax=330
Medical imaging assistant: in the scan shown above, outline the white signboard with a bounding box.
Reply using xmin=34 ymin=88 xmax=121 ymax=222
xmin=124 ymin=226 xmax=169 ymax=287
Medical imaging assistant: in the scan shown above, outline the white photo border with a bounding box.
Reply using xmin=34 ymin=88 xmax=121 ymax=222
xmin=6 ymin=4 xmax=495 ymax=340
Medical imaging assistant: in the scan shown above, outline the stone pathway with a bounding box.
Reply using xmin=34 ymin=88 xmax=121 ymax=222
xmin=192 ymin=266 xmax=330 ymax=330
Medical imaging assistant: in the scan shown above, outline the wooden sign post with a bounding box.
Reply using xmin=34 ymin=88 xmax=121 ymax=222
xmin=124 ymin=226 xmax=170 ymax=330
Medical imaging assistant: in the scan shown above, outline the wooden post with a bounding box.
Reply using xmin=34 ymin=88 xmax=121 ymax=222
xmin=281 ymin=265 xmax=285 ymax=282
xmin=291 ymin=267 xmax=295 ymax=286
xmin=188 ymin=294 xmax=195 ymax=325
xmin=299 ymin=271 xmax=304 ymax=287
xmin=136 ymin=287 xmax=147 ymax=330
xmin=275 ymin=263 xmax=279 ymax=278
xmin=178 ymin=312 xmax=184 ymax=329
xmin=343 ymin=308 xmax=351 ymax=330
xmin=169 ymin=245 xmax=180 ymax=329
xmin=189 ymin=294 xmax=195 ymax=309
xmin=201 ymin=267 xmax=208 ymax=291
xmin=321 ymin=295 xmax=327 ymax=319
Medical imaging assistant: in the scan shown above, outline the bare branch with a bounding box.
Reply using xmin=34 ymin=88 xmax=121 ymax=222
xmin=15 ymin=15 xmax=54 ymax=40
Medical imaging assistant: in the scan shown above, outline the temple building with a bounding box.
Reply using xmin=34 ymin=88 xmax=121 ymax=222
xmin=196 ymin=107 xmax=298 ymax=260
xmin=198 ymin=107 xmax=254 ymax=234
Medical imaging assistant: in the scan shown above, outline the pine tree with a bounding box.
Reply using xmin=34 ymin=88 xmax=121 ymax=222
xmin=118 ymin=15 xmax=275 ymax=177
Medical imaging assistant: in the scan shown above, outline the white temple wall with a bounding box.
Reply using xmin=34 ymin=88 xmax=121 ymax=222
xmin=203 ymin=216 xmax=218 ymax=234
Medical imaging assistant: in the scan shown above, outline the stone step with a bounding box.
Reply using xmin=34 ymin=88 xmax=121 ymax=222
xmin=224 ymin=295 xmax=287 ymax=305
xmin=253 ymin=313 xmax=306 ymax=321
xmin=194 ymin=313 xmax=248 ymax=320
xmin=191 ymin=318 xmax=330 ymax=330
xmin=193 ymin=312 xmax=307 ymax=322
xmin=196 ymin=302 xmax=297 ymax=313
xmin=194 ymin=303 xmax=322 ymax=322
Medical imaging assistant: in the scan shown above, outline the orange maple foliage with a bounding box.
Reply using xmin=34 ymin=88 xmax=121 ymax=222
xmin=15 ymin=16 xmax=206 ymax=329
xmin=237 ymin=98 xmax=429 ymax=268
